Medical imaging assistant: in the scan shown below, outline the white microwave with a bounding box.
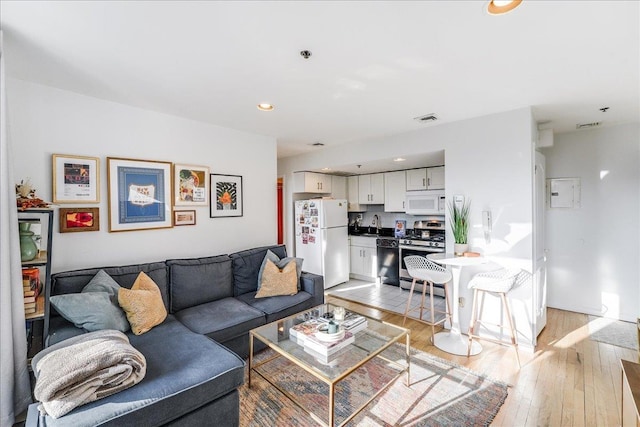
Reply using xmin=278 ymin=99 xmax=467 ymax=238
xmin=405 ymin=190 xmax=446 ymax=215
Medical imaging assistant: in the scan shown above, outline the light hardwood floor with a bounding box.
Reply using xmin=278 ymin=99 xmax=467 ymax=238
xmin=326 ymin=294 xmax=638 ymax=426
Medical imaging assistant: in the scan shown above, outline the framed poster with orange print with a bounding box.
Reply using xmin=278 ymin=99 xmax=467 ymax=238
xmin=209 ymin=174 xmax=243 ymax=218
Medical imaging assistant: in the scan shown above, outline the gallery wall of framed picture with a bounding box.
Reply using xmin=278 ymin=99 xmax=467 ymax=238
xmin=210 ymin=174 xmax=243 ymax=218
xmin=174 ymin=164 xmax=209 ymax=207
xmin=50 ymin=154 xmax=243 ymax=234
xmin=107 ymin=157 xmax=173 ymax=232
xmin=52 ymin=154 xmax=100 ymax=203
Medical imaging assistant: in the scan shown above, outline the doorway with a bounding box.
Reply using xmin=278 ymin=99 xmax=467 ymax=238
xmin=277 ymin=177 xmax=283 ymax=244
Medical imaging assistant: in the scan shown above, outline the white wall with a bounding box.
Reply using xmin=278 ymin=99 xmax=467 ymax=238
xmin=279 ymin=107 xmax=537 ymax=347
xmin=7 ymin=79 xmax=278 ymax=272
xmin=542 ymin=123 xmax=640 ymax=322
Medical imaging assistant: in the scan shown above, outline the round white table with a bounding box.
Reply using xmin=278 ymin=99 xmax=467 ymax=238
xmin=427 ymin=253 xmax=488 ymax=356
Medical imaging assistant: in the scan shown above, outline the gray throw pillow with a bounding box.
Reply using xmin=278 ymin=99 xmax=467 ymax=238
xmin=257 ymin=250 xmax=303 ymax=291
xmin=51 ymin=293 xmax=130 ymax=332
xmin=82 ymin=269 xmax=121 ymax=301
xmin=50 ymin=270 xmax=130 ymax=332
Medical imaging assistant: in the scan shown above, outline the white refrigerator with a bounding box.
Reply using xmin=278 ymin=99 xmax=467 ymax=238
xmin=294 ymin=199 xmax=349 ymax=289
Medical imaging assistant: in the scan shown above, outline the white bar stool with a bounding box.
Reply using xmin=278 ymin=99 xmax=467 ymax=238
xmin=466 ymin=268 xmax=521 ymax=367
xmin=403 ymin=255 xmax=453 ymax=342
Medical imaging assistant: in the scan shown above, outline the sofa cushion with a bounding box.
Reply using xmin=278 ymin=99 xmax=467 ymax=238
xmin=257 ymin=250 xmax=303 ymax=291
xmin=166 ymin=255 xmax=233 ymax=312
xmin=175 ymin=297 xmax=265 ymax=343
xmin=49 ymin=270 xmax=130 ymax=333
xmin=118 ymin=272 xmax=167 ymax=335
xmin=229 ymin=244 xmax=287 ymax=296
xmin=51 ymin=262 xmax=170 ymax=313
xmin=255 ymin=259 xmax=298 ymax=298
xmin=50 ymin=292 xmax=130 ymax=333
xmin=47 ymin=316 xmax=87 ymax=347
xmin=237 ymin=290 xmax=314 ymax=323
xmin=31 ymin=316 xmax=245 ymax=427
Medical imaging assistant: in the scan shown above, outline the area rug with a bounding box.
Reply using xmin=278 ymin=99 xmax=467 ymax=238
xmin=588 ymin=315 xmax=638 ymax=351
xmin=240 ymin=344 xmax=508 ymax=426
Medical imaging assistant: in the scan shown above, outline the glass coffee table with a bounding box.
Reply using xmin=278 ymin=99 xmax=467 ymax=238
xmin=249 ymin=303 xmax=410 ymax=427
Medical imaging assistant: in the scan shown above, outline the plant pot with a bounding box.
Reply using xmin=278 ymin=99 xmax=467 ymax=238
xmin=454 ymin=243 xmax=468 ymax=256
xmin=20 ymin=230 xmax=38 ymax=261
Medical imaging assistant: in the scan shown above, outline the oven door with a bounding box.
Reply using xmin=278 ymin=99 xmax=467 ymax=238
xmin=399 ymin=245 xmax=445 ymax=294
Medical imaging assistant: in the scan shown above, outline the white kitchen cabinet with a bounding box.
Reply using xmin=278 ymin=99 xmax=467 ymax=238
xmin=406 ymin=168 xmax=427 ymax=191
xmin=331 ymin=175 xmax=347 ymax=200
xmin=427 ymin=166 xmax=445 ymax=190
xmin=349 ymin=236 xmax=376 ymax=279
xmin=292 ymin=172 xmax=332 ymax=194
xmin=384 ymin=170 xmax=406 ymax=212
xmin=357 ymin=173 xmax=384 ymax=204
xmin=347 ymin=176 xmax=363 ymax=212
xmin=406 ymin=167 xmax=445 ymax=190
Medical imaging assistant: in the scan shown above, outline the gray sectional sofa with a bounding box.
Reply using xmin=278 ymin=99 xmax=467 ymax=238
xmin=26 ymin=244 xmax=324 ymax=427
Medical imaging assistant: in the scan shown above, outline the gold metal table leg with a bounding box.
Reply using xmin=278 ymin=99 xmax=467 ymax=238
xmin=329 ymin=383 xmax=335 ymax=427
xmin=248 ymin=333 xmax=254 ymax=388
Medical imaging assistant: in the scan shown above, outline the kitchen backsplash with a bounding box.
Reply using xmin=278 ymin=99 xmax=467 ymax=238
xmin=348 ymin=208 xmax=444 ymax=229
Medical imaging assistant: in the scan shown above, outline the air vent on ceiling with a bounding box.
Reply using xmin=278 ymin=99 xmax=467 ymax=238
xmin=576 ymin=122 xmax=601 ymax=129
xmin=310 ymin=142 xmax=325 ymax=147
xmin=414 ymin=114 xmax=438 ymax=122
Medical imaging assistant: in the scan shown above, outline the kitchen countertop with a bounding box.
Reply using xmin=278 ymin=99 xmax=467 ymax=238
xmin=348 ymin=226 xmax=395 ymax=238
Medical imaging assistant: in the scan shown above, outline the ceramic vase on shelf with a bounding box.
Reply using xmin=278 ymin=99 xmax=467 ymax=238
xmin=454 ymin=243 xmax=468 ymax=256
xmin=19 ymin=222 xmax=38 ymax=261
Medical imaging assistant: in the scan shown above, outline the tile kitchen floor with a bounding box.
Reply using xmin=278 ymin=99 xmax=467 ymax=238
xmin=326 ymin=279 xmax=447 ymax=322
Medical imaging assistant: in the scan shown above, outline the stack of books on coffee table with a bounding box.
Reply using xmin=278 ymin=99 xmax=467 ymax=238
xmin=290 ymin=321 xmax=355 ymax=362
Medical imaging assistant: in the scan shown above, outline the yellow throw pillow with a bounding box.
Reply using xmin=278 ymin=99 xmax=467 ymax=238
xmin=255 ymin=259 xmax=298 ymax=298
xmin=118 ymin=272 xmax=167 ymax=335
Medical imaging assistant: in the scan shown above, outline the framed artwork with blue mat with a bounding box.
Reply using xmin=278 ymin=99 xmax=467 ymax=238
xmin=107 ymin=157 xmax=173 ymax=232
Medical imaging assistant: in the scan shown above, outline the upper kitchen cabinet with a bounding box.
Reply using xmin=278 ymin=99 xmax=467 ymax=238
xmin=384 ymin=170 xmax=406 ymax=212
xmin=347 ymin=176 xmax=363 ymax=212
xmin=292 ymin=172 xmax=332 ymax=194
xmin=358 ymin=173 xmax=384 ymax=204
xmin=427 ymin=166 xmax=445 ymax=190
xmin=331 ymin=175 xmax=347 ymax=200
xmin=406 ymin=166 xmax=445 ymax=191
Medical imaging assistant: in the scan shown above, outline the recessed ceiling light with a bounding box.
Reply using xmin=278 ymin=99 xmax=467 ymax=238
xmin=487 ymin=0 xmax=522 ymax=15
xmin=257 ymin=103 xmax=274 ymax=111
xmin=394 ymin=157 xmax=407 ymax=162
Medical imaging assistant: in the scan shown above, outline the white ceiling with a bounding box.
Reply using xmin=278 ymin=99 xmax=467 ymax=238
xmin=1 ymin=1 xmax=638 ymax=163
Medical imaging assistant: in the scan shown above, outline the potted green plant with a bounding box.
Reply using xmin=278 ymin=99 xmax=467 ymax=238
xmin=449 ymin=197 xmax=471 ymax=255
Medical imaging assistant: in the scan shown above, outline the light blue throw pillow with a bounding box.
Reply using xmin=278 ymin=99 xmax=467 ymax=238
xmin=257 ymin=250 xmax=303 ymax=291
xmin=50 ymin=270 xmax=130 ymax=332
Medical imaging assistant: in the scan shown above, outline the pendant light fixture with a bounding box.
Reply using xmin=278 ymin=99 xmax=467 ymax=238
xmin=487 ymin=0 xmax=522 ymax=15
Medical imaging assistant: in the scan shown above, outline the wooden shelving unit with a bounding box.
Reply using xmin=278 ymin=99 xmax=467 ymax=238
xmin=19 ymin=208 xmax=54 ymax=352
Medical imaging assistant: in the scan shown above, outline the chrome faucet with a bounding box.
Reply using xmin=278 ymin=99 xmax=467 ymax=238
xmin=372 ymin=215 xmax=381 ymax=232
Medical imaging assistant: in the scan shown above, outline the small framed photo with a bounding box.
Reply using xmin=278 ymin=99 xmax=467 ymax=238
xmin=210 ymin=174 xmax=243 ymax=218
xmin=52 ymin=154 xmax=100 ymax=203
xmin=59 ymin=207 xmax=100 ymax=233
xmin=107 ymin=157 xmax=173 ymax=232
xmin=174 ymin=164 xmax=209 ymax=206
xmin=174 ymin=210 xmax=196 ymax=226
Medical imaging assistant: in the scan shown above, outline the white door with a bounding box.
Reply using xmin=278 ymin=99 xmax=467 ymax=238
xmin=533 ymin=151 xmax=547 ymax=339
xmin=319 ymin=199 xmax=348 ymax=228
xmin=323 ymin=226 xmax=349 ymax=288
xmin=384 ymin=170 xmax=406 ymax=212
xmin=406 ymin=168 xmax=427 ymax=191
